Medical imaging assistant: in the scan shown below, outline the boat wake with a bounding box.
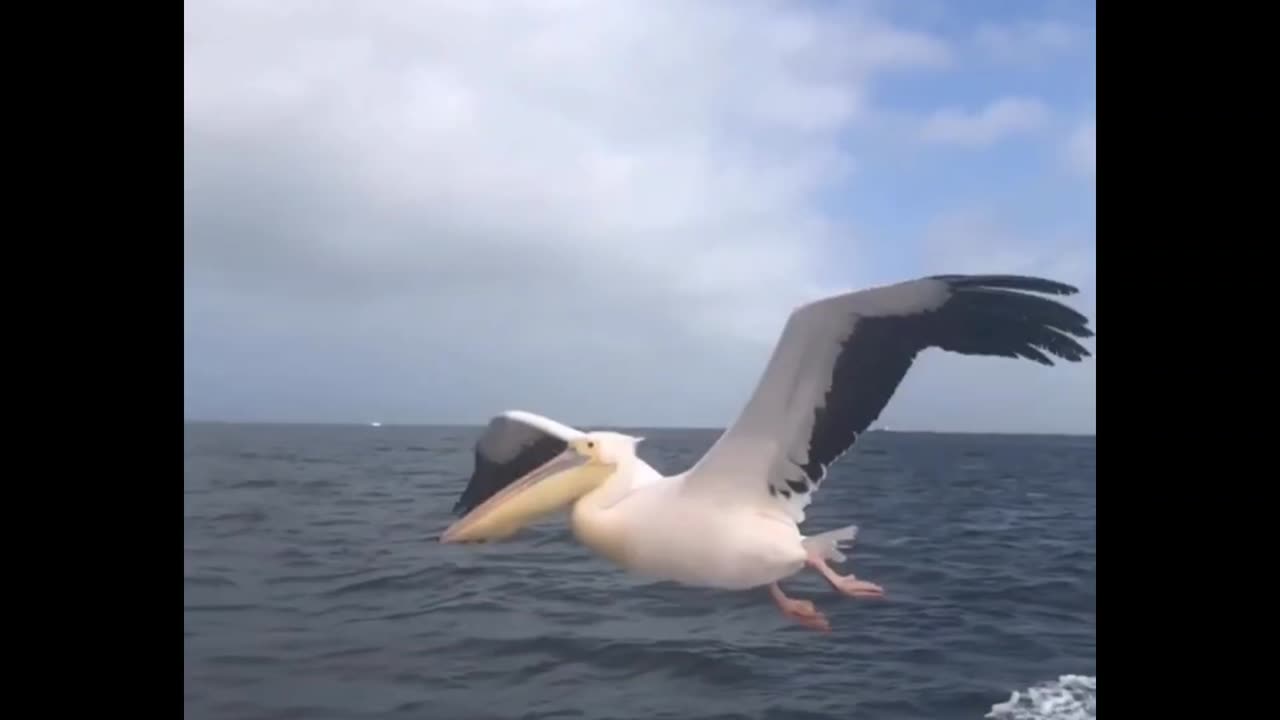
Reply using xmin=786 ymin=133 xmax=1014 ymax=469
xmin=986 ymin=675 xmax=1095 ymax=720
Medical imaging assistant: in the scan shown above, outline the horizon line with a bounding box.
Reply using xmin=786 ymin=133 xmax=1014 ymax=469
xmin=182 ymin=418 xmax=1095 ymax=438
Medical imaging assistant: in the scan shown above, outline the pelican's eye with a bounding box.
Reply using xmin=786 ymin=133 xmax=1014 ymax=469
xmin=586 ymin=441 xmax=595 ymax=449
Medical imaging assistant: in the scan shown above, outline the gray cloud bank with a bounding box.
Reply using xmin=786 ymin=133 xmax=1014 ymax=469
xmin=184 ymin=0 xmax=1094 ymax=434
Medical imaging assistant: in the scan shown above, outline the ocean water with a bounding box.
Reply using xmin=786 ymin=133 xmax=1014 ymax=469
xmin=184 ymin=424 xmax=1095 ymax=720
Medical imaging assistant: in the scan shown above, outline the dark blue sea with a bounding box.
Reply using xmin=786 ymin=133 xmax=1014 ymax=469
xmin=183 ymin=423 xmax=1096 ymax=720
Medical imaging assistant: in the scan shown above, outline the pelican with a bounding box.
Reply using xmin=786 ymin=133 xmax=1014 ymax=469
xmin=441 ymin=274 xmax=1093 ymax=630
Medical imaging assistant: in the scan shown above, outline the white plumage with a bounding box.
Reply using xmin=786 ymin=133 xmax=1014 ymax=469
xmin=441 ymin=274 xmax=1093 ymax=631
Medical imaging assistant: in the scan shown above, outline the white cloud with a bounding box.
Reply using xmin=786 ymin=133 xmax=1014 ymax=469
xmin=974 ymin=20 xmax=1086 ymax=64
xmin=1064 ymin=117 xmax=1096 ymax=180
xmin=921 ymin=209 xmax=1094 ymax=292
xmin=921 ymin=210 xmax=1041 ymax=275
xmin=183 ymin=0 xmax=952 ymax=425
xmin=918 ymin=97 xmax=1050 ymax=148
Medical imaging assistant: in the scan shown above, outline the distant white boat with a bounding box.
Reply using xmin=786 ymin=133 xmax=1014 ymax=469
xmin=369 ymin=421 xmax=383 ymax=428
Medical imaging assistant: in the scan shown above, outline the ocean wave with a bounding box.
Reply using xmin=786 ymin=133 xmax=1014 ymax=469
xmin=987 ymin=675 xmax=1095 ymax=720
xmin=185 ymin=425 xmax=1095 ymax=719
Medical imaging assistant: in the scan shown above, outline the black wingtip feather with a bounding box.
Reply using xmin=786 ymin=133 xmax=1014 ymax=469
xmin=927 ymin=273 xmax=1081 ymax=297
xmin=937 ymin=286 xmax=1093 ymax=365
xmin=930 ymin=274 xmax=1093 ymax=365
xmin=793 ymin=272 xmax=1093 ymax=491
xmin=451 ymin=429 xmax=568 ymax=516
xmin=926 ymin=274 xmax=1095 ymax=366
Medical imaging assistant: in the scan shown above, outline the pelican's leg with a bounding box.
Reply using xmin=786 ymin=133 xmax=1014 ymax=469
xmin=806 ymin=553 xmax=886 ymax=599
xmin=768 ymin=582 xmax=831 ymax=632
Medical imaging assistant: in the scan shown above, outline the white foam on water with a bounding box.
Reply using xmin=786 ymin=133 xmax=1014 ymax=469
xmin=986 ymin=675 xmax=1095 ymax=720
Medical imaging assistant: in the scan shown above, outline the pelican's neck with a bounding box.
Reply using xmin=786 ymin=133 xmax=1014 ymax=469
xmin=570 ymin=456 xmax=637 ymax=565
xmin=578 ymin=455 xmax=642 ymax=508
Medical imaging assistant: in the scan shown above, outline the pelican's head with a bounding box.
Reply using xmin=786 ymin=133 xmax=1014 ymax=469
xmin=567 ymin=431 xmax=644 ymax=465
xmin=439 ymin=431 xmax=643 ymax=544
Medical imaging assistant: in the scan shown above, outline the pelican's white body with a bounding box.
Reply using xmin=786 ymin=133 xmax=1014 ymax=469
xmin=442 ymin=275 xmax=1093 ymax=612
xmin=568 ymin=456 xmax=810 ymax=590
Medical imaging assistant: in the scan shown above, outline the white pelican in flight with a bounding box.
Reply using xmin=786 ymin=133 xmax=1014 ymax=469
xmin=441 ymin=274 xmax=1093 ymax=631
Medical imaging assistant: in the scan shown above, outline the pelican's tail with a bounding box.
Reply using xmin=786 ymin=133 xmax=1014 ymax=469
xmin=802 ymin=524 xmax=858 ymax=564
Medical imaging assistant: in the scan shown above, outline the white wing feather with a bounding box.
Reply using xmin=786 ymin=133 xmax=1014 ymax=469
xmin=677 ymin=274 xmax=1092 ymax=522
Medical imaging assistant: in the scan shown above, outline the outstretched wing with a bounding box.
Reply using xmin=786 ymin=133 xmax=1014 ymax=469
xmin=450 ymin=410 xmax=585 ymax=516
xmin=679 ymin=274 xmax=1093 ymax=521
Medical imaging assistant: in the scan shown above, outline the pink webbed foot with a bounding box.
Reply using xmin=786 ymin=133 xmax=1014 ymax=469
xmin=807 ymin=553 xmax=886 ymax=600
xmin=829 ymin=575 xmax=886 ymax=599
xmin=768 ymin=583 xmax=831 ymax=632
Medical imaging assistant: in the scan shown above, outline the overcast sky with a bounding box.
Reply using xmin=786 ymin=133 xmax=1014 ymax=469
xmin=184 ymin=0 xmax=1096 ymax=434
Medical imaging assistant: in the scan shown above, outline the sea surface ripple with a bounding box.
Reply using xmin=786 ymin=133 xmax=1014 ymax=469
xmin=184 ymin=424 xmax=1095 ymax=720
